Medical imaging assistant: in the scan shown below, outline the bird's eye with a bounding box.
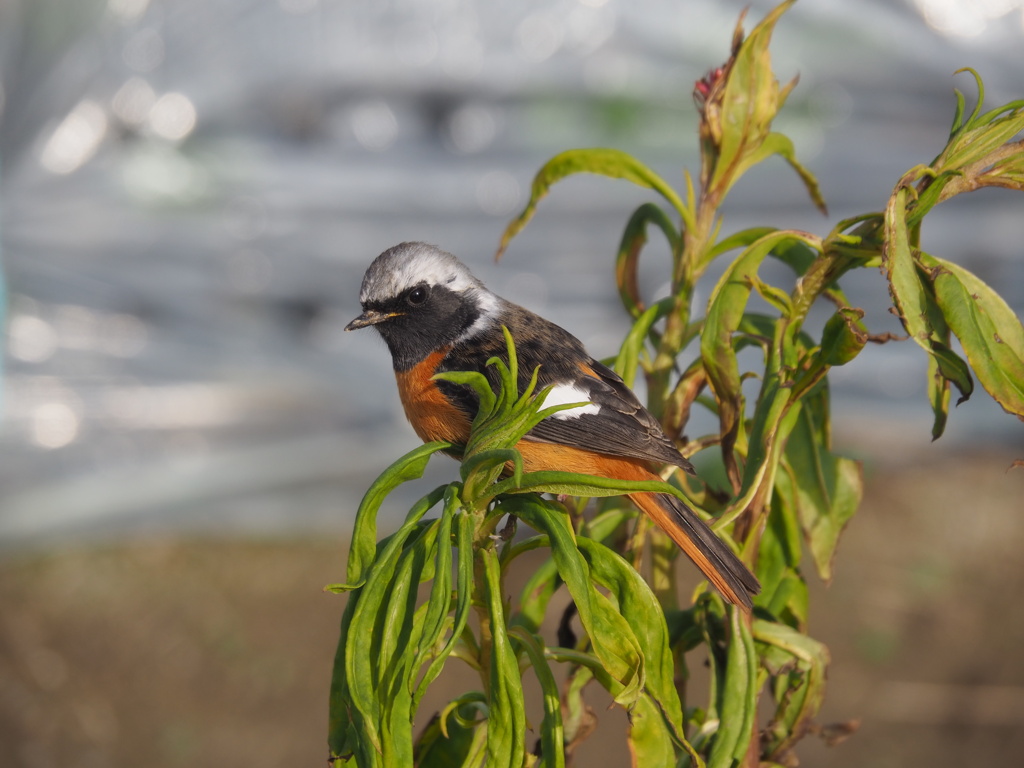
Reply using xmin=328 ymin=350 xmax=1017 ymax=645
xmin=407 ymin=286 xmax=428 ymax=306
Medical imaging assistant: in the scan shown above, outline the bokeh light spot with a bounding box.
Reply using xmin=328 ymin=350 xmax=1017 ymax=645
xmin=31 ymin=402 xmax=81 ymax=450
xmin=39 ymin=100 xmax=108 ymax=175
xmin=8 ymin=316 xmax=58 ymax=363
xmin=350 ymin=101 xmax=399 ymax=151
xmin=148 ymin=92 xmax=197 ymax=142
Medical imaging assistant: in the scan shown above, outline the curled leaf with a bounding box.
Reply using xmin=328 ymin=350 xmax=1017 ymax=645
xmin=921 ymin=252 xmax=1024 ymax=418
xmin=883 ymin=186 xmax=974 ymax=425
xmin=819 ymin=307 xmax=868 ymax=367
xmin=616 ymin=202 xmax=681 ymax=318
xmin=344 ymin=443 xmax=452 ymax=588
xmin=497 ymin=148 xmax=691 ymax=259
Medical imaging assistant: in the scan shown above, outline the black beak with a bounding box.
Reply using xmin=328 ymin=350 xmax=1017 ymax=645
xmin=345 ymin=309 xmax=400 ymax=331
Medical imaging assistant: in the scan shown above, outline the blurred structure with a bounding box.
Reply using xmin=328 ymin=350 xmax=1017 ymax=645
xmin=0 ymin=0 xmax=1022 ymax=544
xmin=1 ymin=4 xmax=1023 ymax=768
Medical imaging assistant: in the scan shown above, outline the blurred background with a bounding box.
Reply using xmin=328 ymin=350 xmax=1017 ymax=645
xmin=1 ymin=0 xmax=1022 ymax=766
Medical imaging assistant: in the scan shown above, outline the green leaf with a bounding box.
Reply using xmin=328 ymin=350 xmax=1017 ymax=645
xmin=584 ymin=506 xmax=637 ymax=544
xmin=702 ymin=230 xmax=820 ymax=485
xmin=927 ymin=351 xmax=951 ymax=440
xmin=719 ymin=357 xmax=801 ymax=538
xmin=937 ymin=99 xmax=1024 ymax=175
xmin=734 ymin=132 xmax=828 ymax=215
xmin=921 ymin=253 xmax=1024 ymax=418
xmin=715 ymin=305 xmax=823 ymax=538
xmin=329 ymin=483 xmax=446 ymax=761
xmin=773 ymin=235 xmax=831 ymax=277
xmin=414 ymin=698 xmax=488 ymax=768
xmin=819 ymin=307 xmax=868 ymax=367
xmin=705 ymin=225 xmax=777 ymax=266
xmin=753 ymin=620 xmax=830 ymax=761
xmin=412 ymin=493 xmax=475 ymax=715
xmin=460 ymin=448 xmax=523 ymax=491
xmin=709 ymin=1 xmax=801 ymax=199
xmin=453 ymin=508 xmax=475 ymax=642
xmin=782 ymin=402 xmax=863 ymax=582
xmin=560 ymin=663 xmax=597 ymax=763
xmin=483 ymin=467 xmax=700 ymax=508
xmin=481 ymin=547 xmax=527 ymax=768
xmin=748 ymin=273 xmax=794 ymax=317
xmin=931 ymin=340 xmax=974 ymax=406
xmin=614 ymin=298 xmax=673 ymax=389
xmin=509 ymin=627 xmax=566 ymax=768
xmin=755 ymin=491 xmax=806 ymax=628
xmin=433 ymin=369 xmax=497 ymax=424
xmin=627 ymin=695 xmax=680 ymax=768
xmin=576 ymin=538 xmax=709 ymax=767
xmin=883 ymin=187 xmax=975 ymax=416
xmin=330 ymin=481 xmax=447 ymax=761
xmin=708 ymin=609 xmax=758 ymax=768
xmin=412 ymin=489 xmax=456 ymax=674
xmin=344 ymin=443 xmax=452 ymax=588
xmin=491 ymin=325 xmax=524 ymax=416
xmin=498 ymin=495 xmax=645 ymax=706
xmin=378 ymin=523 xmax=443 ymax=766
xmin=328 ymin=591 xmax=361 ymax=761
xmin=511 ymin=542 xmax=561 ymax=635
xmin=341 ymin=514 xmax=437 ymax=764
xmin=883 ymin=187 xmax=931 ymax=343
xmin=912 ymin=72 xmax=1024 ymax=216
xmin=577 ymin=537 xmax=686 ymax=745
xmin=948 ymin=68 xmax=984 ymax=136
xmin=616 ymin=203 xmax=681 ymax=319
xmin=411 ymin=508 xmax=477 ymax=716
xmin=497 ymin=148 xmax=691 ymax=258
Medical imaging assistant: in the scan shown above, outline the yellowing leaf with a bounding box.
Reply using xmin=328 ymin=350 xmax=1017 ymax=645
xmin=922 ymin=253 xmax=1024 ymax=417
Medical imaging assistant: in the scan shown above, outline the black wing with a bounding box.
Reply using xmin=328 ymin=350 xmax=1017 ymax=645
xmin=527 ymin=358 xmax=695 ymax=472
xmin=433 ymin=301 xmax=693 ymax=472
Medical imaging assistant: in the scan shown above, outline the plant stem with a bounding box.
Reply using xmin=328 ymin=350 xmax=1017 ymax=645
xmin=649 ymin=190 xmax=717 ymax=421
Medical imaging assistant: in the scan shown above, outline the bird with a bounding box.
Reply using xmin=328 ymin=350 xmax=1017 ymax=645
xmin=345 ymin=242 xmax=760 ymax=609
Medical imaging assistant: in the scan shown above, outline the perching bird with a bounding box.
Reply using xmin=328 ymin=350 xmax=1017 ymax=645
xmin=346 ymin=242 xmax=760 ymax=608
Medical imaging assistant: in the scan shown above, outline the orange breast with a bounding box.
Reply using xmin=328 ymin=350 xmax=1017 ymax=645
xmin=394 ymin=349 xmax=472 ymax=445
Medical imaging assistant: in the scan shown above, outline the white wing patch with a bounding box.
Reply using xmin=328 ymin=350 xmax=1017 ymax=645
xmin=542 ymin=382 xmax=601 ymax=420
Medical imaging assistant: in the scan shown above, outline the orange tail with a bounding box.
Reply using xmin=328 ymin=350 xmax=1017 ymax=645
xmin=630 ymin=491 xmax=760 ymax=610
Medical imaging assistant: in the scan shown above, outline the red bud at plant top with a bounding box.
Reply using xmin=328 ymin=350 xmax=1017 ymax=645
xmin=694 ymin=66 xmax=726 ymax=109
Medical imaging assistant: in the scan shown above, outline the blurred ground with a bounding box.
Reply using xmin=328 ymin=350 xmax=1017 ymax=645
xmin=1 ymin=448 xmax=1022 ymax=768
